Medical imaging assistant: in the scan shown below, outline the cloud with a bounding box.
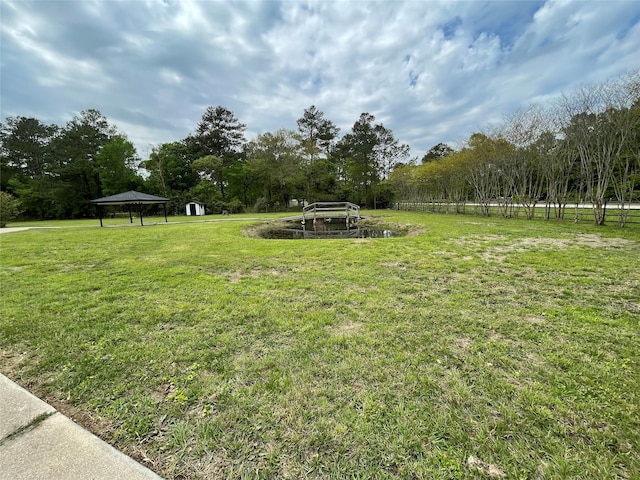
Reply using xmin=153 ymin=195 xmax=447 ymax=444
xmin=1 ymin=0 xmax=638 ymax=158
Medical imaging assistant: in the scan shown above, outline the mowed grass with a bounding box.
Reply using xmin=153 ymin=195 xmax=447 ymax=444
xmin=1 ymin=211 xmax=639 ymax=479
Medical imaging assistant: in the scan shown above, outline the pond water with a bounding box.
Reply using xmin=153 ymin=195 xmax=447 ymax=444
xmin=258 ymin=220 xmax=399 ymax=239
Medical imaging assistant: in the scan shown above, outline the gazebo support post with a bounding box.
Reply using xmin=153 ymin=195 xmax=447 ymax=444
xmin=128 ymin=205 xmax=133 ymax=223
xmin=139 ymin=204 xmax=144 ymax=226
xmin=99 ymin=206 xmax=103 ymax=227
xmin=163 ymin=204 xmax=168 ymax=223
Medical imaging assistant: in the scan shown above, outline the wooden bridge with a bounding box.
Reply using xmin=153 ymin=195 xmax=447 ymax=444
xmin=302 ymin=202 xmax=360 ymax=221
xmin=298 ymin=202 xmax=362 ymax=238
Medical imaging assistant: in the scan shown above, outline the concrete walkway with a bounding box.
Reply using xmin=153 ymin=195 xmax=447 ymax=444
xmin=0 ymin=374 xmax=163 ymax=480
xmin=0 ymin=227 xmax=32 ymax=234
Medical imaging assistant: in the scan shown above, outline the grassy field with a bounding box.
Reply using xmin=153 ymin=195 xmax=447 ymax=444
xmin=6 ymin=212 xmax=282 ymax=228
xmin=1 ymin=211 xmax=639 ymax=479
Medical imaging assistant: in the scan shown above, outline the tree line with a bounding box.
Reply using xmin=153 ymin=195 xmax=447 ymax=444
xmin=1 ymin=105 xmax=409 ymax=220
xmin=391 ymin=71 xmax=640 ymax=226
xmin=1 ymin=70 xmax=638 ymax=225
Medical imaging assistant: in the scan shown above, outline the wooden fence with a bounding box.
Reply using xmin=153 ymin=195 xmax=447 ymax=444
xmin=392 ymin=201 xmax=640 ymax=226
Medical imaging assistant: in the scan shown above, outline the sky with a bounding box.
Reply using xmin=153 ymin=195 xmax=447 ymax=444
xmin=1 ymin=0 xmax=639 ymax=160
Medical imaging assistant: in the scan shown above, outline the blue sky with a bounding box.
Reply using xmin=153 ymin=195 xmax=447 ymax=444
xmin=1 ymin=0 xmax=638 ymax=160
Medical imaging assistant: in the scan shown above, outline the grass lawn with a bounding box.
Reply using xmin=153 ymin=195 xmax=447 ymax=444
xmin=1 ymin=211 xmax=639 ymax=479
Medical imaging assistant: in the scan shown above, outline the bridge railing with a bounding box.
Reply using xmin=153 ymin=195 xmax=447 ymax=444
xmin=302 ymin=202 xmax=360 ymax=219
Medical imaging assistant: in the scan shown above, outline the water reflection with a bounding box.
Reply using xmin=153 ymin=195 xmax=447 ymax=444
xmin=259 ymin=221 xmax=398 ymax=239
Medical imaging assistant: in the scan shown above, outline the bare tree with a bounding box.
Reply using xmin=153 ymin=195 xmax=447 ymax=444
xmin=610 ymin=71 xmax=640 ymax=226
xmin=558 ymin=74 xmax=638 ymax=225
xmin=544 ymin=106 xmax=579 ymax=220
xmin=500 ymin=105 xmax=548 ymax=219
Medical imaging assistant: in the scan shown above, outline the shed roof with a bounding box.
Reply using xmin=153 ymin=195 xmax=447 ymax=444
xmin=90 ymin=191 xmax=169 ymax=205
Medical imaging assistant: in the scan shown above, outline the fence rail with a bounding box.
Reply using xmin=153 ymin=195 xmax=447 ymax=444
xmin=392 ymin=201 xmax=640 ymax=225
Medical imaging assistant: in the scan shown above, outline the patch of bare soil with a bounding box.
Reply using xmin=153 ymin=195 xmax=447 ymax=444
xmin=41 ymin=394 xmax=117 ymax=439
xmin=468 ymin=234 xmax=637 ymax=261
xmin=327 ymin=321 xmax=363 ymax=336
xmin=452 ymin=336 xmax=473 ymax=354
xmin=574 ymin=233 xmax=636 ymax=248
xmin=404 ymin=224 xmax=426 ymax=237
xmin=0 ymin=349 xmax=29 ymax=373
xmin=451 ymin=234 xmax=508 ymax=248
xmin=380 ymin=261 xmax=407 ymax=270
xmin=524 ymin=314 xmax=546 ymax=324
xmin=467 ymin=455 xmax=507 ymax=478
xmin=225 ymin=265 xmax=303 ymax=283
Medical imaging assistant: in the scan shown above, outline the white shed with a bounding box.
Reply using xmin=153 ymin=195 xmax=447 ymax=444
xmin=186 ymin=201 xmax=206 ymax=216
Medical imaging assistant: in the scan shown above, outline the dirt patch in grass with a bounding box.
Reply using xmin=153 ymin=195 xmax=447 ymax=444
xmin=463 ymin=221 xmax=500 ymax=226
xmin=461 ymin=234 xmax=638 ymax=261
xmin=467 ymin=455 xmax=507 ymax=478
xmin=380 ymin=261 xmax=408 ymax=270
xmin=188 ymin=453 xmax=234 ymax=480
xmin=452 ymin=336 xmax=473 ymax=353
xmin=454 ymin=233 xmax=634 ymax=255
xmin=574 ymin=233 xmax=636 ymax=248
xmin=41 ymin=395 xmax=117 ymax=441
xmin=228 ymin=270 xmax=243 ymax=283
xmin=225 ymin=266 xmax=304 ymax=283
xmin=452 ymin=234 xmax=508 ymax=247
xmin=524 ymin=314 xmax=546 ymax=324
xmin=327 ymin=321 xmax=363 ymax=336
xmin=0 ymin=349 xmax=29 ymax=373
xmin=620 ymin=301 xmax=640 ymax=315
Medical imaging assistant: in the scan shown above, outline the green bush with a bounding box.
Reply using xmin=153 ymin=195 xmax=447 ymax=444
xmin=0 ymin=191 xmax=22 ymax=227
xmin=225 ymin=198 xmax=244 ymax=214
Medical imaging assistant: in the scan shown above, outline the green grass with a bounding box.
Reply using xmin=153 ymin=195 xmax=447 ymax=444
xmin=6 ymin=212 xmax=290 ymax=228
xmin=1 ymin=212 xmax=639 ymax=479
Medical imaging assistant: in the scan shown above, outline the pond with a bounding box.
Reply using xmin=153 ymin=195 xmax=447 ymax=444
xmin=255 ymin=218 xmax=402 ymax=239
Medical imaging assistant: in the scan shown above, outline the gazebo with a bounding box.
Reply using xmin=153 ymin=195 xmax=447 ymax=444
xmin=90 ymin=191 xmax=169 ymax=227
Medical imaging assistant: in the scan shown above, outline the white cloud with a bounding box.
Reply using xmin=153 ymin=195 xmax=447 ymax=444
xmin=1 ymin=0 xmax=638 ymax=158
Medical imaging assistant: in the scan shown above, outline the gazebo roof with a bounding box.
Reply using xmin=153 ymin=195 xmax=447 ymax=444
xmin=90 ymin=191 xmax=169 ymax=205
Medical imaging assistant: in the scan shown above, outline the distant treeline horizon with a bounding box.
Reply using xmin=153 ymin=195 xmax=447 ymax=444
xmin=1 ymin=70 xmax=638 ymax=226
